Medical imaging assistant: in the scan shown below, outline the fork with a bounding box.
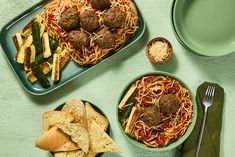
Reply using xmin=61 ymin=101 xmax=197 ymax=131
xmin=195 ymin=85 xmax=216 ymax=157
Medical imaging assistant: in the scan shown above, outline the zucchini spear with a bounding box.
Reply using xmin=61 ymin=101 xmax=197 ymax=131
xmin=32 ymin=21 xmax=43 ymax=54
xmin=27 ymin=62 xmax=52 ymax=83
xmin=31 ymin=62 xmax=50 ymax=88
xmin=24 ymin=45 xmax=36 ymax=71
xmin=49 ymin=38 xmax=59 ymax=53
xmin=120 ymin=102 xmax=135 ymax=124
xmin=118 ymin=85 xmax=137 ymax=110
xmin=119 ymin=95 xmax=137 ymax=124
xmin=42 ymin=32 xmax=52 ymax=58
xmin=15 ymin=35 xmax=33 ymax=64
xmin=35 ymin=53 xmax=45 ymax=65
xmin=12 ymin=33 xmax=23 ymax=51
xmin=51 ymin=53 xmax=60 ymax=82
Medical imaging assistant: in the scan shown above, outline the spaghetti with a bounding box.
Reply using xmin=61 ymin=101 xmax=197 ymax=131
xmin=119 ymin=75 xmax=193 ymax=147
xmin=41 ymin=0 xmax=138 ymax=65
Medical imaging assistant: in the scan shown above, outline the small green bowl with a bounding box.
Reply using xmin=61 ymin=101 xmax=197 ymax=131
xmin=116 ymin=72 xmax=197 ymax=152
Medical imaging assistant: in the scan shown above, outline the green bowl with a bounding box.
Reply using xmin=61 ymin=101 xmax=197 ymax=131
xmin=172 ymin=0 xmax=235 ymax=56
xmin=116 ymin=72 xmax=197 ymax=151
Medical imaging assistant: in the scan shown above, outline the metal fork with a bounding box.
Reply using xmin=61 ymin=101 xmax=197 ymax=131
xmin=195 ymin=85 xmax=216 ymax=157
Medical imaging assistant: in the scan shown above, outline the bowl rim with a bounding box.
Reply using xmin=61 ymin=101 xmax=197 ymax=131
xmin=116 ymin=71 xmax=197 ymax=152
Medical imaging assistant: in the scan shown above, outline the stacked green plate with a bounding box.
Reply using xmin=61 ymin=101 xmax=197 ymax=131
xmin=171 ymin=0 xmax=235 ymax=56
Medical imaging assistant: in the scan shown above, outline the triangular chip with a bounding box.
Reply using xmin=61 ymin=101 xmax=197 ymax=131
xmin=84 ymin=149 xmax=97 ymax=157
xmin=35 ymin=126 xmax=78 ymax=152
xmin=54 ymin=150 xmax=84 ymax=157
xmin=62 ymin=99 xmax=86 ymax=125
xmin=89 ymin=121 xmax=121 ymax=153
xmin=43 ymin=111 xmax=74 ymax=132
xmin=57 ymin=123 xmax=89 ymax=153
xmin=85 ymin=102 xmax=108 ymax=131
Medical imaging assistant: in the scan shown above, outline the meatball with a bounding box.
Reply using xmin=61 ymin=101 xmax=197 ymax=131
xmin=159 ymin=94 xmax=180 ymax=114
xmin=58 ymin=8 xmax=80 ymax=31
xmin=141 ymin=106 xmax=162 ymax=127
xmin=80 ymin=10 xmax=100 ymax=32
xmin=91 ymin=0 xmax=111 ymax=10
xmin=94 ymin=28 xmax=116 ymax=49
xmin=68 ymin=30 xmax=90 ymax=49
xmin=103 ymin=7 xmax=126 ymax=28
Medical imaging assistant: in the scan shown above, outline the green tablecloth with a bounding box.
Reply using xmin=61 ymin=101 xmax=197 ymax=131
xmin=0 ymin=0 xmax=234 ymax=157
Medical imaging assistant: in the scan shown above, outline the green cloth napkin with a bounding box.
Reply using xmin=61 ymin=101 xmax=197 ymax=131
xmin=180 ymin=82 xmax=224 ymax=157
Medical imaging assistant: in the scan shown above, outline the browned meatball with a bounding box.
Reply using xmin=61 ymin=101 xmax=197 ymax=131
xmin=80 ymin=10 xmax=100 ymax=32
xmin=91 ymin=0 xmax=111 ymax=10
xmin=58 ymin=8 xmax=80 ymax=31
xmin=141 ymin=106 xmax=162 ymax=127
xmin=159 ymin=94 xmax=180 ymax=114
xmin=103 ymin=7 xmax=126 ymax=28
xmin=94 ymin=28 xmax=116 ymax=49
xmin=68 ymin=30 xmax=90 ymax=49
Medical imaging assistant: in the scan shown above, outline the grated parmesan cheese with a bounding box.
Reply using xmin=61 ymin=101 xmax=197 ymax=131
xmin=149 ymin=41 xmax=169 ymax=62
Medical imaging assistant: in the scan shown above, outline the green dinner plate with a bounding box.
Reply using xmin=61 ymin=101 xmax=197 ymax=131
xmin=0 ymin=0 xmax=145 ymax=95
xmin=172 ymin=0 xmax=235 ymax=56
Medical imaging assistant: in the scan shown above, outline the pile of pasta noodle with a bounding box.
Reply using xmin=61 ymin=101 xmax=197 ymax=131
xmin=118 ymin=75 xmax=193 ymax=148
xmin=41 ymin=0 xmax=138 ymax=65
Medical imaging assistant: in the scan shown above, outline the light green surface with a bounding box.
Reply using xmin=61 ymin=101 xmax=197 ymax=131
xmin=173 ymin=0 xmax=235 ymax=56
xmin=0 ymin=0 xmax=234 ymax=157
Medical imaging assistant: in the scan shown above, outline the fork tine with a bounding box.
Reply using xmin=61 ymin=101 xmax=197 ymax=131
xmin=204 ymin=86 xmax=211 ymax=101
xmin=208 ymin=86 xmax=213 ymax=98
xmin=210 ymin=86 xmax=215 ymax=102
xmin=205 ymin=86 xmax=210 ymax=95
xmin=207 ymin=86 xmax=215 ymax=103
